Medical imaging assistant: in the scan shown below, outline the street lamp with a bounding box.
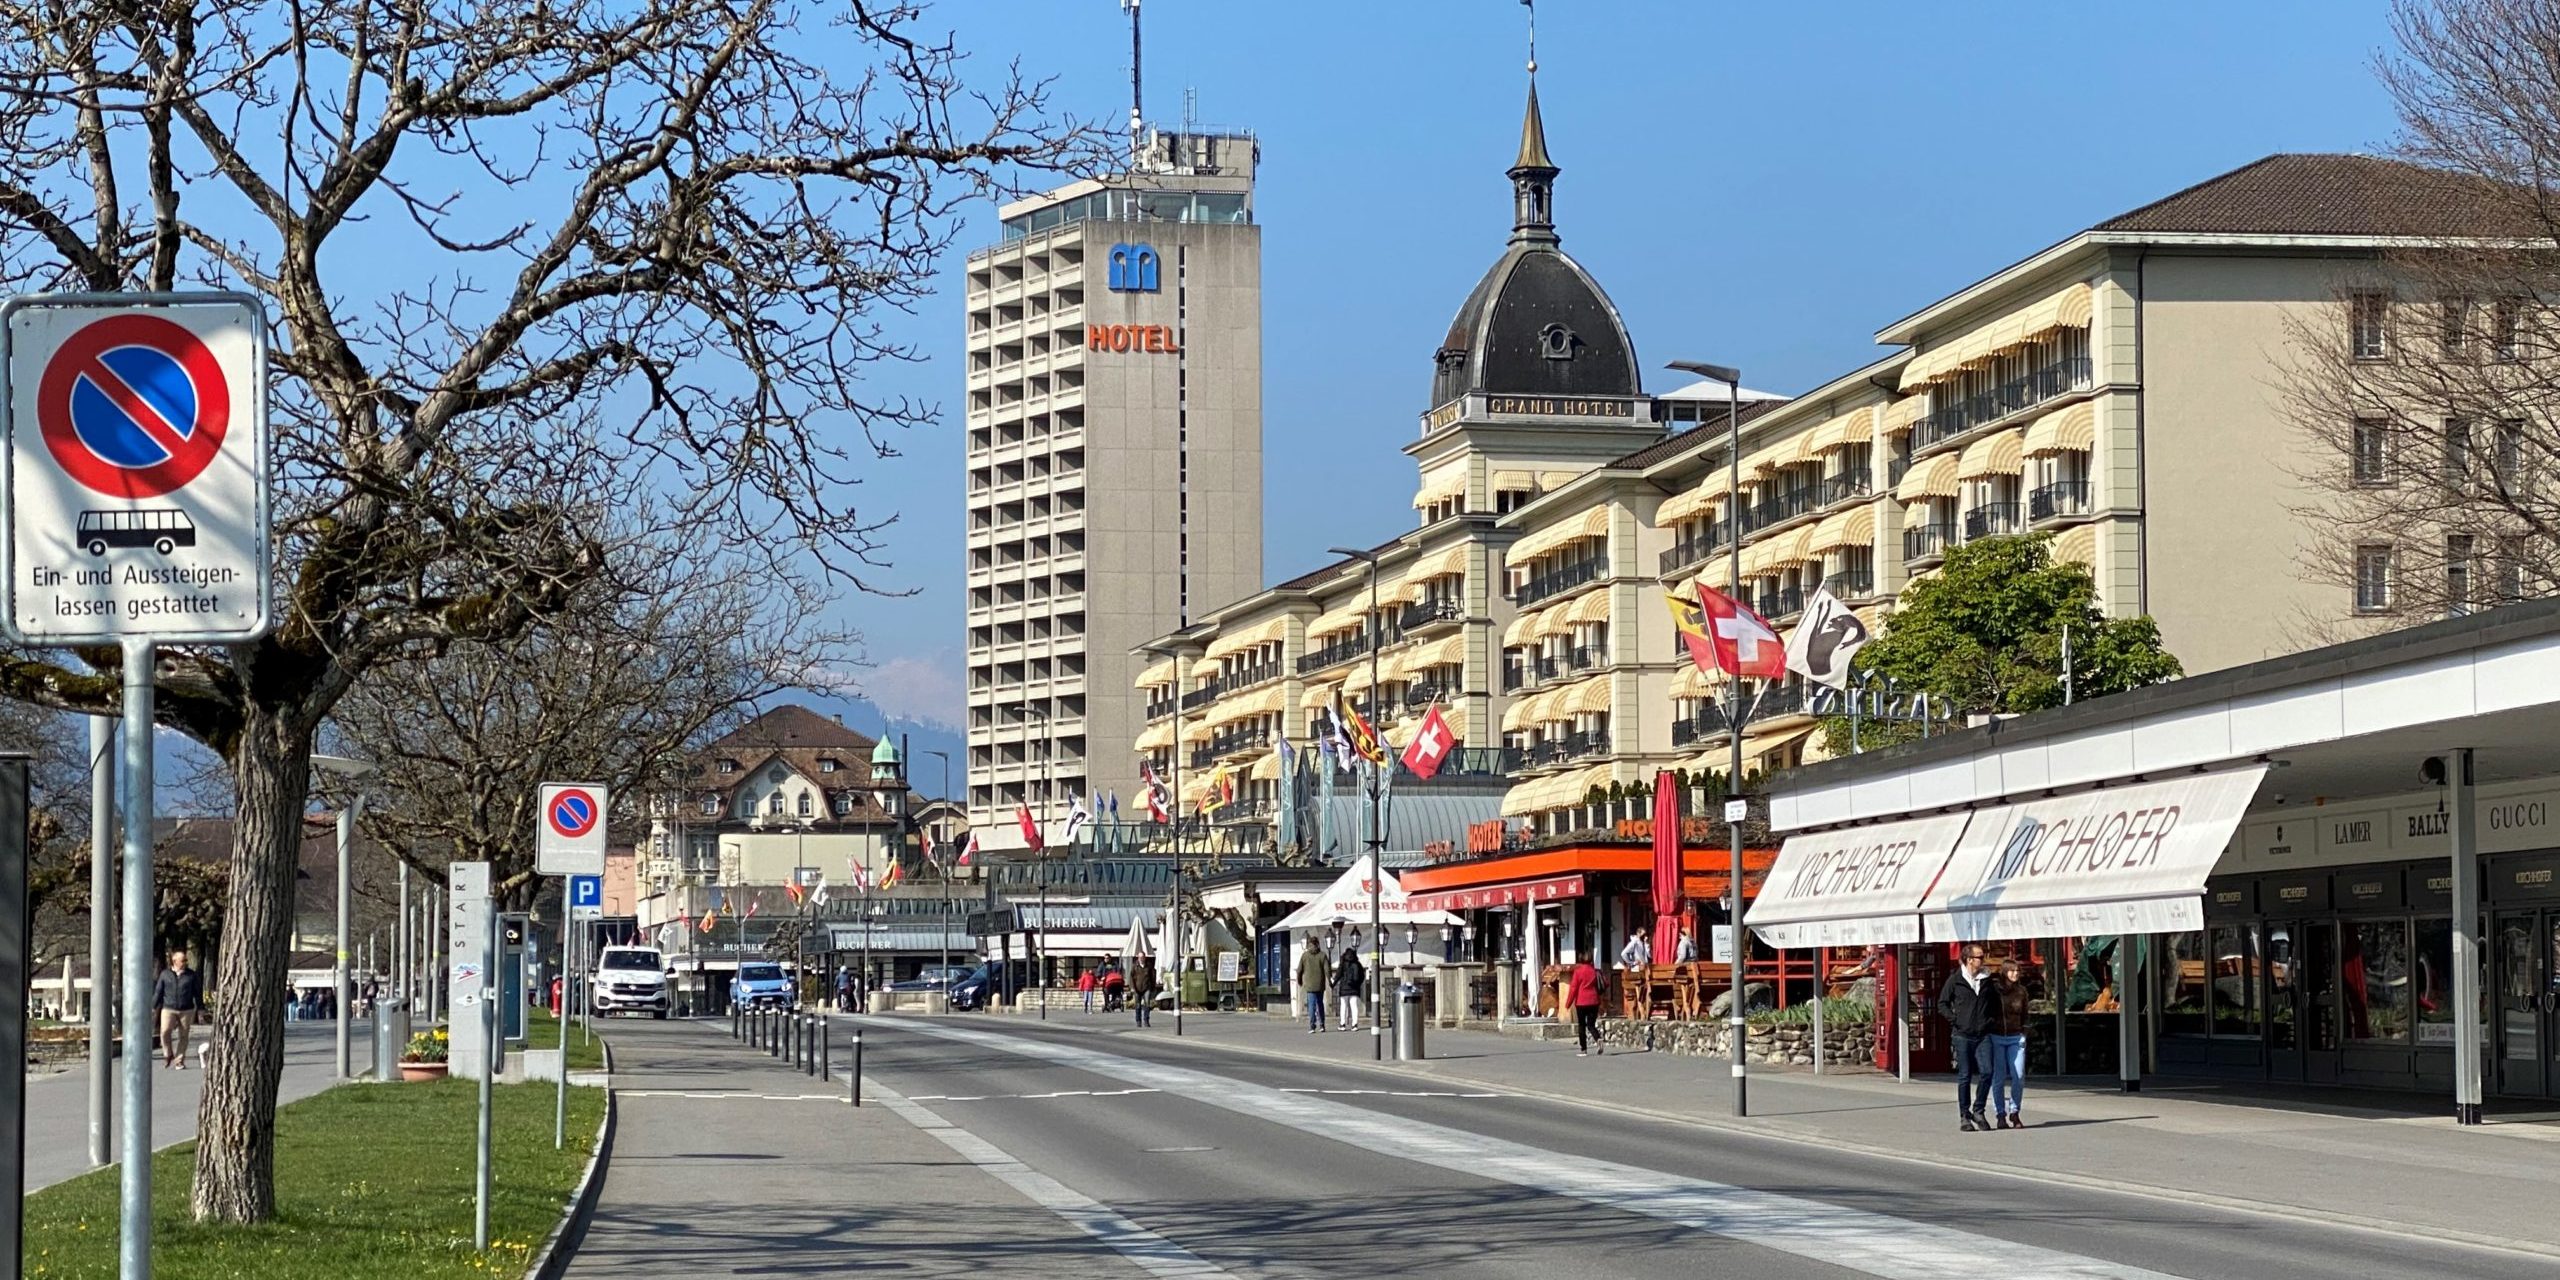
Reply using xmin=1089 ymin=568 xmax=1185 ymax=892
xmin=868 ymin=736 xmax=909 ymax=1010
xmin=312 ymin=753 xmax=372 ymax=1081
xmin=1666 ymin=357 xmax=1749 ymax=1118
xmin=921 ymin=748 xmax=952 ymax=1012
xmin=1138 ymin=641 xmax=1187 ymax=1038
xmin=1326 ymin=544 xmax=1388 ymax=1062
xmin=1015 ymin=703 xmax=1053 ymax=1020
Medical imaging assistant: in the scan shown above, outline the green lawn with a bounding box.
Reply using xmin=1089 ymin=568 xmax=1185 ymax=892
xmin=21 ymin=1079 xmax=605 ymax=1279
xmin=522 ymin=1007 xmax=608 ymax=1073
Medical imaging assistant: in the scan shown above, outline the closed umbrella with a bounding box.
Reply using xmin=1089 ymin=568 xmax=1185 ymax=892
xmin=1650 ymin=769 xmax=1682 ymax=963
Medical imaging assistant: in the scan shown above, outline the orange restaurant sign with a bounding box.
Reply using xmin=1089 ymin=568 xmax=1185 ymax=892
xmin=1086 ymin=323 xmax=1182 ymax=354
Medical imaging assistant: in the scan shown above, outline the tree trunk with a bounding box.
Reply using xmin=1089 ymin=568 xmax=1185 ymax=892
xmin=190 ymin=706 xmax=312 ymax=1223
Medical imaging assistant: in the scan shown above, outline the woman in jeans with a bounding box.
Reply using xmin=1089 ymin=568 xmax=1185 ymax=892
xmin=1987 ymin=954 xmax=2041 ymax=1128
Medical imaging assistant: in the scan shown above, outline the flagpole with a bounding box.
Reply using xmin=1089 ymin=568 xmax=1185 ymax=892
xmin=1720 ymin=369 xmax=1749 ymax=1119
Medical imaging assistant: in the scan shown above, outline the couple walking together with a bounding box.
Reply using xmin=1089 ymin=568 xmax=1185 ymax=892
xmin=1940 ymin=947 xmax=2041 ymax=1131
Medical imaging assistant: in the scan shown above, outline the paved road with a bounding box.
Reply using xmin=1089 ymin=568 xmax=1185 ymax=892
xmin=23 ymin=1021 xmax=365 ymax=1191
xmin=584 ymin=1014 xmax=2548 ymax=1278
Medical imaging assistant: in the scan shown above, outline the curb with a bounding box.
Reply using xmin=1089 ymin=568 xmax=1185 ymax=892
xmin=524 ymin=1035 xmax=616 ymax=1280
xmin=1036 ymin=1019 xmax=2560 ymax=1265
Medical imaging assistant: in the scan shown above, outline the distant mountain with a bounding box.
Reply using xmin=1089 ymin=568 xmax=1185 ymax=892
xmin=780 ymin=691 xmax=966 ymax=801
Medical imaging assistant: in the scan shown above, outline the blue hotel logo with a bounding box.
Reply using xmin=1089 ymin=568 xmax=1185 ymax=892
xmin=1107 ymin=243 xmax=1159 ymax=292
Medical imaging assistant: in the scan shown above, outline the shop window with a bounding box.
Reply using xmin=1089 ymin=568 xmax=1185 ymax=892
xmin=2210 ymin=925 xmax=2259 ymax=1037
xmin=2164 ymin=932 xmax=2209 ymax=1038
xmin=2344 ymin=918 xmax=2412 ymax=1043
xmin=2414 ymin=916 xmax=2456 ymax=1046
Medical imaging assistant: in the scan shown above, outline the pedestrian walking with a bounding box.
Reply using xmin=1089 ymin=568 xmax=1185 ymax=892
xmin=1618 ymin=932 xmax=1652 ymax=970
xmin=1332 ymin=947 xmax=1367 ymax=1031
xmin=1938 ymin=944 xmax=1997 ymax=1132
xmin=1131 ymin=958 xmax=1157 ymax=1028
xmin=1079 ymin=966 xmax=1098 ymax=1013
xmin=1988 ymin=954 xmax=2042 ymax=1129
xmin=1297 ymin=936 xmax=1330 ymax=1033
xmin=1569 ymin=958 xmax=1604 ymax=1056
xmin=836 ymin=967 xmax=853 ymax=1010
xmin=1102 ymin=961 xmax=1126 ymax=1012
xmin=150 ymin=949 xmax=204 ymax=1070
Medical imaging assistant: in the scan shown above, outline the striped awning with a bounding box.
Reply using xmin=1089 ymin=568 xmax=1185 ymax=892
xmin=1342 ymin=662 xmax=1375 ymax=695
xmin=1501 ymin=608 xmax=1542 ymax=647
xmin=1806 ymin=504 xmax=1877 ymax=555
xmin=1411 ymin=464 xmax=1468 ymax=510
xmin=1529 ymin=603 xmax=1573 ymax=641
xmin=1955 ymin=427 xmax=2027 ymax=481
xmin=1741 ymin=725 xmax=1817 ymax=775
xmin=1207 ymin=615 xmax=1287 ymax=659
xmin=1492 ymin=469 xmax=1536 ymax=492
xmin=1182 ymin=718 xmax=1216 ymax=744
xmin=1808 ymin=409 xmax=1870 ymax=455
xmin=1390 ymin=544 xmax=1469 ymax=602
xmin=2023 ymin=400 xmax=2098 ymax=457
xmin=1894 ymin=451 xmax=1963 ymax=502
xmin=1656 ymin=473 xmax=1732 ymax=527
xmin=1301 ymin=682 xmax=1338 ymax=710
xmin=2051 ymin=522 xmax=2098 ymax=568
xmin=1504 ymin=505 xmax=1611 ymax=567
xmin=1563 ymin=674 xmax=1615 ymax=716
xmin=1669 ymin=661 xmax=1729 ymax=698
xmin=1134 ymin=720 xmax=1176 ymax=752
xmin=1306 ymin=600 xmax=1370 ymax=641
xmin=1136 ymin=656 xmax=1180 ymax=689
xmin=1251 ymin=750 xmax=1283 ymax=781
xmin=1564 ymin=588 xmax=1613 ymax=626
xmin=1499 ymin=764 xmax=1619 ymax=818
xmin=1402 ymin=633 xmax=1466 ymax=675
xmin=1741 ymin=436 xmax=1795 ymax=476
xmin=1191 ymin=655 xmax=1223 ymax=678
xmin=1204 ymin=684 xmax=1285 ymax=728
xmin=1883 ymin=396 xmax=1928 ymax=434
xmin=1540 ymin=469 xmax=1582 ymax=489
xmin=1898 ymin=281 xmax=2096 ymax=390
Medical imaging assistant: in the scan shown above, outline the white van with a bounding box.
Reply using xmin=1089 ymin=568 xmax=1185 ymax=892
xmin=592 ymin=946 xmax=671 ymax=1018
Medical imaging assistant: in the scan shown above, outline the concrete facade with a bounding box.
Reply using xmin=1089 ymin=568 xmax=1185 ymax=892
xmin=965 ymin=129 xmax=1263 ymax=841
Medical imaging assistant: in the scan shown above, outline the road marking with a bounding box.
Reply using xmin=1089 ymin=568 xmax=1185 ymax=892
xmin=875 ymin=1088 xmax=1162 ymax=1105
xmin=867 ymin=1077 xmax=1233 ymax=1279
xmin=873 ymin=1018 xmax=2186 ymax=1280
xmin=618 ymin=1090 xmax=840 ymax=1101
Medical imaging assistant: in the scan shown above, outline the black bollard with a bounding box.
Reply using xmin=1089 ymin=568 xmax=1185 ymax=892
xmin=818 ymin=1017 xmax=829 ymax=1081
xmin=732 ymin=1002 xmax=741 ymax=1040
xmin=849 ymin=1029 xmax=863 ymax=1107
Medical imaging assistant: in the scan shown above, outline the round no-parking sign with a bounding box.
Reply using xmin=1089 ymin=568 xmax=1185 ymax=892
xmin=536 ymin=782 xmax=608 ymax=876
xmin=547 ymin=787 xmax=600 ymax=840
xmin=36 ymin=313 xmax=231 ymax=498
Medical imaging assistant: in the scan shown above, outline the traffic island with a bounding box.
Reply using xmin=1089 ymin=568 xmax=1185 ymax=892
xmin=18 ymin=1078 xmax=605 ymax=1278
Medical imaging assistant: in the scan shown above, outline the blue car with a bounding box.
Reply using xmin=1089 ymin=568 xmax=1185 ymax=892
xmin=730 ymin=961 xmax=797 ymax=1012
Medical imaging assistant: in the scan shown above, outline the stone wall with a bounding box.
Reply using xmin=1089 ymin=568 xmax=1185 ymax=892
xmin=1564 ymin=1017 xmax=1879 ymax=1067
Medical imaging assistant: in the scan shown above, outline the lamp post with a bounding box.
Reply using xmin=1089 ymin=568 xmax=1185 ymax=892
xmin=869 ymin=736 xmax=909 ymax=1009
xmin=1015 ymin=703 xmax=1053 ymax=1019
xmin=1327 ymin=544 xmax=1387 ymax=1062
xmin=312 ymin=754 xmax=373 ymax=1081
xmin=1667 ymin=358 xmax=1749 ymax=1118
xmin=1139 ymin=641 xmax=1186 ymax=1037
xmin=922 ymin=749 xmax=951 ymax=1010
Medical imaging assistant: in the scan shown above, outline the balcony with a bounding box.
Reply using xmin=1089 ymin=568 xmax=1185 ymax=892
xmin=1820 ymin=467 xmax=1873 ymax=507
xmin=1531 ymin=654 xmax=1561 ymax=684
xmin=1669 ymin=705 xmax=1732 ymax=746
xmin=1181 ymin=679 xmax=1223 ymax=711
xmin=1823 ymin=567 xmax=1877 ymax=598
xmin=1755 ymin=585 xmax=1805 ymax=621
xmin=1396 ymin=597 xmax=1461 ymax=634
xmin=1567 ymin=645 xmax=1602 ymax=672
xmin=1225 ymin=658 xmax=1283 ymax=691
xmin=1963 ymin=501 xmax=2023 ymax=542
xmin=2027 ymin=478 xmax=2091 ymax=524
xmin=1903 ymin=522 xmax=1956 ymax=564
xmin=1755 ymin=682 xmax=1808 ymax=721
xmin=1502 ymin=661 xmax=1526 ymax=693
xmin=1296 ymin=634 xmax=1371 ymax=675
xmin=1144 ymin=694 xmax=1175 ymax=721
xmin=1887 ymin=455 xmax=1910 ymax=486
xmin=1659 ymin=532 xmax=1720 ymax=577
xmin=1911 ymin=355 xmax=2094 ymax=451
xmin=1514 ymin=553 xmax=1607 ymax=608
xmin=1742 ymin=485 xmax=1818 ymax=534
xmin=1403 ymin=681 xmax=1451 ymax=711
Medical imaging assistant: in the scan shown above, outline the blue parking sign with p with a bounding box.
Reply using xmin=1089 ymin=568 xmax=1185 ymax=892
xmin=569 ymin=874 xmax=602 ymax=914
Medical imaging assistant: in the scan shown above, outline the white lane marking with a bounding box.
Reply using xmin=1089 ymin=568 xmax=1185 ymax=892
xmin=619 ymin=1090 xmax=839 ymax=1101
xmin=867 ymin=1077 xmax=1233 ymax=1279
xmin=874 ymin=1018 xmax=2186 ymax=1280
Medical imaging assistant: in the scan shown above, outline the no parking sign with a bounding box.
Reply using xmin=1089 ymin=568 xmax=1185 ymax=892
xmin=1 ymin=293 xmax=271 ymax=643
xmin=536 ymin=782 xmax=607 ymax=876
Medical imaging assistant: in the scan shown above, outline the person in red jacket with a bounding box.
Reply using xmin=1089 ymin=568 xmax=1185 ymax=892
xmin=1569 ymin=958 xmax=1604 ymax=1057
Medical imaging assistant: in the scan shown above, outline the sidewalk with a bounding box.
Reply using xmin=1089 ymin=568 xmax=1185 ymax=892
xmin=563 ymin=1019 xmax=1141 ymax=1278
xmin=991 ymin=1006 xmax=2560 ymax=1258
xmin=21 ymin=1020 xmax=353 ymax=1191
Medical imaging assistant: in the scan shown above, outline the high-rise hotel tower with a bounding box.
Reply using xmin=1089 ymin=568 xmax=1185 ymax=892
xmin=962 ymin=126 xmax=1264 ymax=842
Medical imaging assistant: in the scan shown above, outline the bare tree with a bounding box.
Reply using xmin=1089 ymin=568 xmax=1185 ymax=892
xmin=2283 ymin=0 xmax=2560 ymax=631
xmin=0 ymin=0 xmax=1095 ymax=1221
xmin=329 ymin=546 xmax=847 ymax=906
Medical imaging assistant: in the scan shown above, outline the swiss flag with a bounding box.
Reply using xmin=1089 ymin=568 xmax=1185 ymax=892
xmin=1016 ymin=804 xmax=1045 ymax=852
xmin=1694 ymin=580 xmax=1787 ymax=679
xmin=1399 ymin=704 xmax=1458 ymax=781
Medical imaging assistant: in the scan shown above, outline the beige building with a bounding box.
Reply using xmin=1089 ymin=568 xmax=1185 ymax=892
xmin=1143 ymin=147 xmax=2508 ymax=842
xmin=964 ymin=127 xmax=1264 ymax=844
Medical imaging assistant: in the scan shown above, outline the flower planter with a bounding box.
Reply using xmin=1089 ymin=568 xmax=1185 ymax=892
xmin=398 ymin=1061 xmax=449 ymax=1082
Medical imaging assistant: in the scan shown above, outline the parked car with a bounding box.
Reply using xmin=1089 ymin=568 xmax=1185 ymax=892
xmin=948 ymin=960 xmax=1034 ymax=1011
xmin=592 ymin=947 xmax=671 ymax=1019
xmin=886 ymin=965 xmax=975 ymax=993
xmin=730 ymin=961 xmax=798 ymax=1012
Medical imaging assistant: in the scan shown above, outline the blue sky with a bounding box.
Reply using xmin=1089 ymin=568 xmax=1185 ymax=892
xmin=758 ymin=1 xmax=2409 ymax=733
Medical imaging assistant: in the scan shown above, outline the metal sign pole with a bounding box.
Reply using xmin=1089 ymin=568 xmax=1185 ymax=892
xmin=555 ymin=913 xmax=571 ymax=1149
xmin=336 ymin=799 xmax=357 ymax=1078
xmin=118 ymin=638 xmax=156 ymax=1280
xmin=475 ymin=892 xmax=496 ymax=1251
xmin=86 ymin=714 xmax=113 ymax=1169
xmin=1 ymin=756 xmax=30 ymax=1272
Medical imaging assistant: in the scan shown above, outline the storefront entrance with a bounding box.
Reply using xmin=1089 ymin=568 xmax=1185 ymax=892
xmin=2263 ymin=918 xmax=2340 ymax=1084
xmin=2493 ymin=910 xmax=2560 ymax=1097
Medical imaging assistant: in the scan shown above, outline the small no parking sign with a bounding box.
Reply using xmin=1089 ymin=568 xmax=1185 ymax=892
xmin=1 ymin=293 xmax=271 ymax=644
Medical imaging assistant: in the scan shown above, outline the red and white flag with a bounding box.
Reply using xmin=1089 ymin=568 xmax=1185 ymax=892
xmin=1692 ymin=580 xmax=1787 ymax=679
xmin=958 ymin=831 xmax=980 ymax=867
xmin=1398 ymin=704 xmax=1459 ymax=781
xmin=1016 ymin=803 xmax=1045 ymax=853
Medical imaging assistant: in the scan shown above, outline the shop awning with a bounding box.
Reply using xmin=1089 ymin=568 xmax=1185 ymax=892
xmin=1918 ymin=765 xmax=2268 ymax=943
xmin=1268 ymin=855 xmax=1457 ymax=931
xmin=1744 ymin=812 xmax=1974 ymax=949
xmin=1408 ymin=873 xmax=1587 ymax=914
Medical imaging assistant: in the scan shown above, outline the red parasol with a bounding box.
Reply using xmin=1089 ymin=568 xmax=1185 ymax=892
xmin=1650 ymin=768 xmax=1682 ymax=962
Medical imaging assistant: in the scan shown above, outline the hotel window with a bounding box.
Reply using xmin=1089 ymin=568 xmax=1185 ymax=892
xmin=2493 ymin=296 xmax=2524 ymax=362
xmin=2351 ymin=418 xmax=2390 ymax=484
xmin=834 ymin=794 xmax=853 ymax=816
xmin=767 ymin=793 xmax=784 ymax=816
xmin=700 ymin=796 xmax=719 ymax=816
xmin=2440 ymin=296 xmax=2472 ymax=357
xmin=2446 ymin=534 xmax=2475 ymax=617
xmin=2496 ymin=418 xmax=2526 ymax=489
xmin=2355 ymin=544 xmax=2394 ymax=613
xmin=2442 ymin=418 xmax=2472 ymax=486
xmin=2351 ymin=292 xmax=2393 ymax=359
xmin=2498 ymin=535 xmax=2528 ymax=604
xmin=798 ymin=791 xmax=813 ymax=817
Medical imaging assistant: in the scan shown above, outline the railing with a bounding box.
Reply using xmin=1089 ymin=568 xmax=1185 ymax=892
xmin=1501 ymin=661 xmax=1526 ymax=693
xmin=1533 ymin=654 xmax=1561 ymax=683
xmin=1144 ymin=694 xmax=1175 ymax=721
xmin=1659 ymin=531 xmax=1725 ymax=577
xmin=1669 ymin=706 xmax=1732 ymax=746
xmin=1295 ymin=633 xmax=1371 ymax=675
xmin=1903 ymin=523 xmax=1956 ymax=563
xmin=1824 ymin=567 xmax=1876 ymax=597
xmin=1963 ymin=501 xmax=2023 ymax=541
xmin=1756 ymin=682 xmax=1808 ymax=720
xmin=1514 ymin=554 xmax=1607 ymax=608
xmin=1821 ymin=467 xmax=1872 ymax=506
xmin=1403 ymin=681 xmax=1450 ymax=710
xmin=1225 ymin=659 xmax=1282 ymax=691
xmin=1911 ymin=355 xmax=2094 ymax=450
xmin=2028 ymin=479 xmax=2091 ymax=523
xmin=1567 ymin=645 xmax=1601 ymax=672
xmin=1396 ymin=597 xmax=1461 ymax=633
xmin=1180 ymin=680 xmax=1222 ymax=711
xmin=1888 ymin=455 xmax=1910 ymax=486
xmin=1756 ymin=586 xmax=1805 ymax=621
xmin=1743 ymin=486 xmax=1818 ymax=533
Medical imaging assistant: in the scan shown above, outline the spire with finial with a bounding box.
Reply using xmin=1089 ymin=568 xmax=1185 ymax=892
xmin=1509 ymin=1 xmax=1559 ymax=245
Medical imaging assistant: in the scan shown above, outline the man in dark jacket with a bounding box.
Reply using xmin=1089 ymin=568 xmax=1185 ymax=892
xmin=1333 ymin=947 xmax=1367 ymax=1032
xmin=151 ymin=949 xmax=205 ymax=1069
xmin=1296 ymin=937 xmax=1330 ymax=1033
xmin=1937 ymin=945 xmax=1996 ymax=1131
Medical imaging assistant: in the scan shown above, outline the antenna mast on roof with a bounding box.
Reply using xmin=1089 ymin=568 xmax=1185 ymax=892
xmin=1523 ymin=0 xmax=1537 ymax=74
xmin=1121 ymin=0 xmax=1145 ymax=169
